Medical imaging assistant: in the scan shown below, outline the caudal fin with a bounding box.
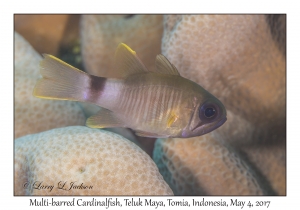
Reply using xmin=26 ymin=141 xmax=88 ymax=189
xmin=33 ymin=54 xmax=91 ymax=102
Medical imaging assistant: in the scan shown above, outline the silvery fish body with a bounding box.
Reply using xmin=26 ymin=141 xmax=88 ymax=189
xmin=33 ymin=43 xmax=226 ymax=138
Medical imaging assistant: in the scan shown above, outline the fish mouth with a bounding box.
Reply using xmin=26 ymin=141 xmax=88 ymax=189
xmin=182 ymin=117 xmax=227 ymax=138
xmin=202 ymin=117 xmax=227 ymax=135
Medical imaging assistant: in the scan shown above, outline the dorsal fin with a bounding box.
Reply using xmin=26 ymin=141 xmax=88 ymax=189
xmin=114 ymin=43 xmax=148 ymax=78
xmin=155 ymin=54 xmax=180 ymax=76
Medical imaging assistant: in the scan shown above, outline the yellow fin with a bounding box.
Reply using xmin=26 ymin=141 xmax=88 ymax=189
xmin=33 ymin=54 xmax=90 ymax=101
xmin=121 ymin=43 xmax=136 ymax=55
xmin=114 ymin=43 xmax=148 ymax=78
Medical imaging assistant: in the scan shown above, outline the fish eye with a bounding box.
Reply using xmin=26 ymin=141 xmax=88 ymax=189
xmin=199 ymin=100 xmax=220 ymax=122
xmin=204 ymin=107 xmax=216 ymax=118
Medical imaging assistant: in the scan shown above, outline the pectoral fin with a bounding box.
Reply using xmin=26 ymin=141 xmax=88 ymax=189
xmin=167 ymin=111 xmax=179 ymax=128
xmin=86 ymin=108 xmax=124 ymax=128
xmin=155 ymin=54 xmax=180 ymax=75
xmin=114 ymin=43 xmax=148 ymax=78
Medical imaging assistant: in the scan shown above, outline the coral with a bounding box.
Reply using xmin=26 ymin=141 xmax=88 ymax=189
xmin=14 ymin=15 xmax=286 ymax=196
xmin=80 ymin=15 xmax=163 ymax=77
xmin=14 ymin=32 xmax=86 ymax=138
xmin=239 ymin=143 xmax=286 ymax=195
xmin=153 ymin=15 xmax=286 ymax=195
xmin=14 ymin=29 xmax=171 ymax=196
xmin=14 ymin=126 xmax=173 ymax=195
xmin=161 ymin=15 xmax=285 ymax=145
xmin=15 ymin=15 xmax=70 ymax=56
xmin=154 ymin=135 xmax=271 ymax=195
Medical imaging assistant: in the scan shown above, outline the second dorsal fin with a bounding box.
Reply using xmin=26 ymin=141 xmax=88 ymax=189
xmin=114 ymin=43 xmax=148 ymax=78
xmin=155 ymin=54 xmax=180 ymax=76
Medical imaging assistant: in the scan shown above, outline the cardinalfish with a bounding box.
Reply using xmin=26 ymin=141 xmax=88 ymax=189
xmin=33 ymin=43 xmax=227 ymax=138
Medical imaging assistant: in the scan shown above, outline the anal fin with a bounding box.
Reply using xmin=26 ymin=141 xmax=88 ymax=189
xmin=86 ymin=108 xmax=124 ymax=128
